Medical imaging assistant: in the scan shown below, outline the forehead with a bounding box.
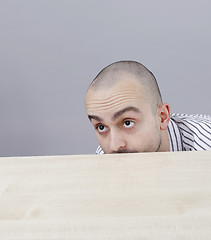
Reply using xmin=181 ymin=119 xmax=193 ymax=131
xmin=85 ymin=76 xmax=149 ymax=116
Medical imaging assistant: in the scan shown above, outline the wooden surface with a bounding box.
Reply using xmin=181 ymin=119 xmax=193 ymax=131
xmin=0 ymin=151 xmax=211 ymax=239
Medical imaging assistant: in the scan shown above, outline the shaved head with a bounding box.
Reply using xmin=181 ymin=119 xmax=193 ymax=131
xmin=88 ymin=61 xmax=162 ymax=113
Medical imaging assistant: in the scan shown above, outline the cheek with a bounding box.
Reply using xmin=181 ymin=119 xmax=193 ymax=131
xmin=131 ymin=118 xmax=160 ymax=146
xmin=96 ymin=134 xmax=109 ymax=151
xmin=143 ymin=122 xmax=161 ymax=149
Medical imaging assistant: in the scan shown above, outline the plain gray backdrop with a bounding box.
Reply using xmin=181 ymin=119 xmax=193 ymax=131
xmin=0 ymin=0 xmax=210 ymax=157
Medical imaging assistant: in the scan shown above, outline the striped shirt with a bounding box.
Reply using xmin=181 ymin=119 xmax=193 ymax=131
xmin=96 ymin=113 xmax=211 ymax=154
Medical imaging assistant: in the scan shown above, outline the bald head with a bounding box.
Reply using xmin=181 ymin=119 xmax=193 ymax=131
xmin=87 ymin=61 xmax=162 ymax=113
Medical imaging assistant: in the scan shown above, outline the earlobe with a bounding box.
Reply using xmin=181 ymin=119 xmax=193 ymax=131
xmin=158 ymin=103 xmax=170 ymax=130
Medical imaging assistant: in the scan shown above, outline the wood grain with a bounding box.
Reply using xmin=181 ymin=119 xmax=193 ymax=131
xmin=0 ymin=151 xmax=210 ymax=239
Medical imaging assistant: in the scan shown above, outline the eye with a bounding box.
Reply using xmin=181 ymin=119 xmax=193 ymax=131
xmin=96 ymin=124 xmax=108 ymax=133
xmin=123 ymin=120 xmax=135 ymax=128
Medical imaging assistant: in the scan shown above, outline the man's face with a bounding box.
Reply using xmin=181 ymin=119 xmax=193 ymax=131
xmin=85 ymin=75 xmax=163 ymax=154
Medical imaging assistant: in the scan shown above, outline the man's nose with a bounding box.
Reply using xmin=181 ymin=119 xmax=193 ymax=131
xmin=109 ymin=131 xmax=126 ymax=153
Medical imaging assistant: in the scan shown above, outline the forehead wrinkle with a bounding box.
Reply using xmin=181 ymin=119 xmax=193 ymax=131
xmin=95 ymin=89 xmax=137 ymax=101
xmin=86 ymin=97 xmax=138 ymax=112
xmin=87 ymin=87 xmax=139 ymax=103
xmin=86 ymin=91 xmax=140 ymax=112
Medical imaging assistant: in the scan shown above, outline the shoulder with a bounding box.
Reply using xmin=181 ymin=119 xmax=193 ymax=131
xmin=170 ymin=113 xmax=211 ymax=151
xmin=96 ymin=146 xmax=104 ymax=154
xmin=171 ymin=113 xmax=211 ymax=121
xmin=170 ymin=113 xmax=211 ymax=132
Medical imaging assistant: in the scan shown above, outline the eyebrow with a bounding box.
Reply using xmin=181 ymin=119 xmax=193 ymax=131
xmin=112 ymin=106 xmax=140 ymax=120
xmin=88 ymin=115 xmax=103 ymax=122
xmin=88 ymin=106 xmax=140 ymax=122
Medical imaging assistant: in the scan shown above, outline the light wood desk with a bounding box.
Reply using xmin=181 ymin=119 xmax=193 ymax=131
xmin=0 ymin=151 xmax=210 ymax=239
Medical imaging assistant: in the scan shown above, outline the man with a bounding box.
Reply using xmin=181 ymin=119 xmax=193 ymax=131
xmin=85 ymin=60 xmax=211 ymax=154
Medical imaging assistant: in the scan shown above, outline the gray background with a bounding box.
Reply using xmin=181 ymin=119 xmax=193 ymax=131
xmin=0 ymin=0 xmax=210 ymax=157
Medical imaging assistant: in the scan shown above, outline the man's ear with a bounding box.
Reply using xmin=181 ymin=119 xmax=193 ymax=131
xmin=158 ymin=103 xmax=170 ymax=130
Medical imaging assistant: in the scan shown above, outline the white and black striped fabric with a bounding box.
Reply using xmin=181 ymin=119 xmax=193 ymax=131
xmin=168 ymin=113 xmax=211 ymax=151
xmin=96 ymin=113 xmax=211 ymax=154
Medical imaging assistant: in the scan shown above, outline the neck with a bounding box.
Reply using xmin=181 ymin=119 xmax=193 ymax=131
xmin=159 ymin=129 xmax=170 ymax=152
